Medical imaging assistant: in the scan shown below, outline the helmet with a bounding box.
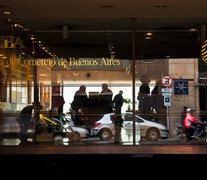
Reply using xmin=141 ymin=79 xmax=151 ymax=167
xmin=186 ymin=108 xmax=195 ymax=113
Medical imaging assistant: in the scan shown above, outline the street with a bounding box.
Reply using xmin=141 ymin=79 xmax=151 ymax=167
xmin=0 ymin=133 xmax=206 ymax=146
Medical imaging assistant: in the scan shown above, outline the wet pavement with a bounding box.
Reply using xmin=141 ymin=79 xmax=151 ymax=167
xmin=0 ymin=116 xmax=206 ymax=146
xmin=0 ymin=134 xmax=206 ymax=146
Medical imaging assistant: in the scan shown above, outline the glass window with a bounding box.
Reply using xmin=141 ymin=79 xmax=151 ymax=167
xmin=0 ymin=17 xmax=205 ymax=148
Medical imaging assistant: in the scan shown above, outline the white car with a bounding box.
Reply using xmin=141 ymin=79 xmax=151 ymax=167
xmin=53 ymin=116 xmax=90 ymax=141
xmin=91 ymin=112 xmax=168 ymax=141
xmin=66 ymin=119 xmax=90 ymax=141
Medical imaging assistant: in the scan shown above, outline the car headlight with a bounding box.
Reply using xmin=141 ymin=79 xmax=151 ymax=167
xmin=65 ymin=127 xmax=73 ymax=133
xmin=161 ymin=125 xmax=168 ymax=131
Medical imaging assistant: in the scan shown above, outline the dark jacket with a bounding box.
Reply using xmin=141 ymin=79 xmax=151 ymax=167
xmin=113 ymin=94 xmax=123 ymax=109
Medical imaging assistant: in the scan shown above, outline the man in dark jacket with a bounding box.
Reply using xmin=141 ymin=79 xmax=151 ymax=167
xmin=113 ymin=90 xmax=124 ymax=144
xmin=100 ymin=83 xmax=113 ymax=113
xmin=71 ymin=85 xmax=88 ymax=111
xmin=113 ymin=90 xmax=124 ymax=115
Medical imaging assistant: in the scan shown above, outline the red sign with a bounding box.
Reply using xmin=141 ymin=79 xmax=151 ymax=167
xmin=161 ymin=75 xmax=173 ymax=87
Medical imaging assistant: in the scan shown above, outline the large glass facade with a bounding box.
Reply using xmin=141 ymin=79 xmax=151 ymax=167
xmin=0 ymin=17 xmax=207 ymax=148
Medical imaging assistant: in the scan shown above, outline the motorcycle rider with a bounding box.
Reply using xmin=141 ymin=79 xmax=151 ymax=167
xmin=184 ymin=108 xmax=200 ymax=141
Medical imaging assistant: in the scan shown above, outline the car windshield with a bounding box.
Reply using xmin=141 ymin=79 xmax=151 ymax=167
xmin=123 ymin=114 xmax=144 ymax=123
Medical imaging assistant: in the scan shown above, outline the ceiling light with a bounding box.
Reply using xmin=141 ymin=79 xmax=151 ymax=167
xmin=145 ymin=36 xmax=151 ymax=40
xmin=3 ymin=11 xmax=12 ymax=15
xmin=146 ymin=32 xmax=152 ymax=36
xmin=14 ymin=24 xmax=24 ymax=28
xmin=31 ymin=35 xmax=35 ymax=40
xmin=0 ymin=56 xmax=7 ymax=59
xmin=190 ymin=28 xmax=197 ymax=32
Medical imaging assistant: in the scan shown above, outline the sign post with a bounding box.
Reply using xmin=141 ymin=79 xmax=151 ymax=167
xmin=161 ymin=75 xmax=173 ymax=131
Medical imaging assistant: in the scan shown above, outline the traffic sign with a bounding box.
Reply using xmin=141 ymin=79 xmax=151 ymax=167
xmin=162 ymin=92 xmax=172 ymax=96
xmin=161 ymin=88 xmax=172 ymax=93
xmin=164 ymin=96 xmax=171 ymax=106
xmin=161 ymin=75 xmax=173 ymax=87
xmin=174 ymin=81 xmax=188 ymax=95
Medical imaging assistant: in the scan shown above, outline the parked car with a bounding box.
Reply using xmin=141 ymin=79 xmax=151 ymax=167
xmin=91 ymin=112 xmax=168 ymax=141
xmin=67 ymin=118 xmax=90 ymax=141
xmin=60 ymin=115 xmax=90 ymax=141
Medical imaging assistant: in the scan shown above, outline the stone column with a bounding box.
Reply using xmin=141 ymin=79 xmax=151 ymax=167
xmin=168 ymin=58 xmax=199 ymax=137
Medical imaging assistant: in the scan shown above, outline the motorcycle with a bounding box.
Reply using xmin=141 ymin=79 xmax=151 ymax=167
xmin=194 ymin=121 xmax=207 ymax=139
xmin=174 ymin=121 xmax=207 ymax=140
xmin=174 ymin=124 xmax=186 ymax=140
xmin=36 ymin=113 xmax=74 ymax=144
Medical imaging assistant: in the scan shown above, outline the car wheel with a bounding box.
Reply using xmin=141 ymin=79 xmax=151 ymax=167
xmin=72 ymin=131 xmax=81 ymax=141
xmin=54 ymin=134 xmax=64 ymax=144
xmin=146 ymin=128 xmax=160 ymax=141
xmin=99 ymin=128 xmax=112 ymax=140
xmin=66 ymin=126 xmax=74 ymax=141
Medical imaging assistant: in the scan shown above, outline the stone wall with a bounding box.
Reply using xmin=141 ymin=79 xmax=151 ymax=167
xmin=168 ymin=58 xmax=199 ymax=137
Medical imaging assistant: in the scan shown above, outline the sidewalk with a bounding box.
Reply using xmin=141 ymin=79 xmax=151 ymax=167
xmin=139 ymin=138 xmax=207 ymax=145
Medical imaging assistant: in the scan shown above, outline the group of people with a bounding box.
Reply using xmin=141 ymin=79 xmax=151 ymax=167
xmin=181 ymin=106 xmax=203 ymax=141
xmin=71 ymin=83 xmax=124 ymax=127
xmin=71 ymin=83 xmax=113 ymax=112
xmin=137 ymin=75 xmax=165 ymax=123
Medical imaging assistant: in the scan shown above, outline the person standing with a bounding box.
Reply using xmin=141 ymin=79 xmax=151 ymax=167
xmin=71 ymin=85 xmax=88 ymax=125
xmin=113 ymin=90 xmax=124 ymax=115
xmin=150 ymin=80 xmax=166 ymax=125
xmin=71 ymin=85 xmax=88 ymax=111
xmin=100 ymin=83 xmax=113 ymax=113
xmin=137 ymin=75 xmax=151 ymax=119
xmin=113 ymin=90 xmax=124 ymax=144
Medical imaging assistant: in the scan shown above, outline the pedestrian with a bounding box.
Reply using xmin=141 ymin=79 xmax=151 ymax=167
xmin=71 ymin=85 xmax=88 ymax=125
xmin=181 ymin=106 xmax=188 ymax=126
xmin=137 ymin=75 xmax=151 ymax=119
xmin=113 ymin=90 xmax=124 ymax=144
xmin=74 ymin=108 xmax=85 ymax=126
xmin=113 ymin=90 xmax=124 ymax=115
xmin=52 ymin=95 xmax=65 ymax=115
xmin=100 ymin=83 xmax=113 ymax=113
xmin=71 ymin=85 xmax=88 ymax=111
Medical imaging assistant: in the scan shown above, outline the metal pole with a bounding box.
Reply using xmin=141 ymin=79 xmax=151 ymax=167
xmin=167 ymin=106 xmax=170 ymax=131
xmin=33 ymin=65 xmax=40 ymax=143
xmin=132 ymin=17 xmax=136 ymax=145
